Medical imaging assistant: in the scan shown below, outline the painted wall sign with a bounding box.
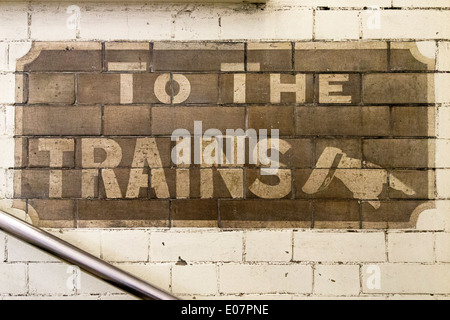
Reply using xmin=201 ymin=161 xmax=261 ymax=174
xmin=12 ymin=41 xmax=436 ymax=229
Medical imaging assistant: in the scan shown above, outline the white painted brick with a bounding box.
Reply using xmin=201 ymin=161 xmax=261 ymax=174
xmin=79 ymin=6 xmax=173 ymax=41
xmin=293 ymin=295 xmax=387 ymax=300
xmin=362 ymin=264 xmax=450 ymax=294
xmin=0 ymin=43 xmax=7 ymax=71
xmin=436 ymin=233 xmax=450 ymax=262
xmin=172 ymin=264 xmax=218 ymax=295
xmin=388 ymin=294 xmax=437 ymax=300
xmin=79 ymin=6 xmax=128 ymax=40
xmin=0 ymin=3 xmax=28 ymax=41
xmin=115 ymin=263 xmax=171 ymax=292
xmin=387 ymin=232 xmax=434 ymax=263
xmin=0 ymin=106 xmax=7 ymax=135
xmin=0 ymin=263 xmax=27 ymax=295
xmin=2 ymin=294 xmax=100 ymax=300
xmin=293 ymin=231 xmax=386 ymax=262
xmin=220 ymin=8 xmax=313 ymax=40
xmin=0 ymin=232 xmax=5 ymax=262
xmin=437 ymin=42 xmax=450 ymax=71
xmin=125 ymin=9 xmax=173 ymax=41
xmin=0 ymin=74 xmax=15 ymax=104
xmin=219 ymin=264 xmax=312 ymax=294
xmin=393 ymin=0 xmax=450 ymax=7
xmin=362 ymin=10 xmax=450 ymax=39
xmin=0 ymin=138 xmax=14 ymax=168
xmin=184 ymin=294 xmax=294 ymax=300
xmin=47 ymin=229 xmax=101 ymax=258
xmin=173 ymin=9 xmax=220 ymax=41
xmin=7 ymin=235 xmax=59 ymax=262
xmin=314 ymin=265 xmax=360 ymax=296
xmin=315 ymin=10 xmax=360 ymax=40
xmin=7 ymin=42 xmax=32 ymax=72
xmin=245 ymin=231 xmax=292 ymax=262
xmin=77 ymin=270 xmax=124 ymax=295
xmin=150 ymin=231 xmax=243 ymax=262
xmin=30 ymin=4 xmax=77 ymax=40
xmin=101 ymin=230 xmax=149 ymax=262
xmin=298 ymin=0 xmax=391 ymax=6
xmin=100 ymin=294 xmax=138 ymax=300
xmin=28 ymin=263 xmax=75 ymax=295
xmin=0 ymin=169 xmax=14 ymax=199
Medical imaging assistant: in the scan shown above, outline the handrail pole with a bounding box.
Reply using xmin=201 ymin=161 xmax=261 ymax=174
xmin=0 ymin=210 xmax=178 ymax=301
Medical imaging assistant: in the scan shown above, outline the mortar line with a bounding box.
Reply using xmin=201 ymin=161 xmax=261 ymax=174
xmin=149 ymin=42 xmax=154 ymax=73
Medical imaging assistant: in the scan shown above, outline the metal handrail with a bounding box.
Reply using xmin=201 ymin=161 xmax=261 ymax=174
xmin=0 ymin=210 xmax=178 ymax=300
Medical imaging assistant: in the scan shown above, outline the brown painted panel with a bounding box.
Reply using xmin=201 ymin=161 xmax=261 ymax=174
xmin=13 ymin=41 xmax=435 ymax=229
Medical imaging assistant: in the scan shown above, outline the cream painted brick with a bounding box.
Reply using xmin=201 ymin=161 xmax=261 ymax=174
xmin=7 ymin=235 xmax=59 ymax=262
xmin=438 ymin=42 xmax=450 ymax=71
xmin=220 ymin=8 xmax=313 ymax=40
xmin=77 ymin=270 xmax=124 ymax=295
xmin=436 ymin=233 xmax=450 ymax=262
xmin=436 ymin=140 xmax=450 ymax=168
xmin=0 ymin=3 xmax=28 ymax=41
xmin=115 ymin=263 xmax=171 ymax=292
xmin=315 ymin=10 xmax=360 ymax=40
xmin=0 ymin=43 xmax=7 ymax=71
xmin=172 ymin=264 xmax=218 ymax=295
xmin=436 ymin=74 xmax=450 ymax=104
xmin=0 ymin=106 xmax=5 ymax=136
xmin=245 ymin=231 xmax=292 ymax=262
xmin=28 ymin=263 xmax=74 ymax=295
xmin=219 ymin=264 xmax=312 ymax=294
xmin=393 ymin=0 xmax=450 ymax=7
xmin=30 ymin=4 xmax=77 ymax=40
xmin=0 ymin=232 xmax=5 ymax=262
xmin=314 ymin=265 xmax=360 ymax=296
xmin=150 ymin=231 xmax=243 ymax=262
xmin=362 ymin=10 xmax=450 ymax=39
xmin=362 ymin=264 xmax=450 ymax=294
xmin=0 ymin=263 xmax=27 ymax=295
xmin=436 ymin=169 xmax=450 ymax=198
xmin=293 ymin=231 xmax=386 ymax=262
xmin=438 ymin=107 xmax=450 ymax=139
xmin=387 ymin=233 xmax=434 ymax=263
xmin=434 ymin=200 xmax=450 ymax=232
xmin=0 ymin=74 xmax=15 ymax=104
xmin=101 ymin=230 xmax=149 ymax=262
xmin=48 ymin=229 xmax=101 ymax=258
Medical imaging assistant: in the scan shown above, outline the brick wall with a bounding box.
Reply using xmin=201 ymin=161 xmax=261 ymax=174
xmin=1 ymin=0 xmax=450 ymax=300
